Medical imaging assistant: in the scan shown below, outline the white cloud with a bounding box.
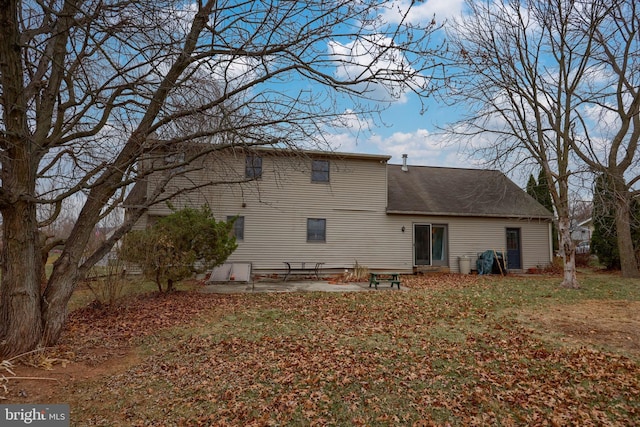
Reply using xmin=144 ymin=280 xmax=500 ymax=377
xmin=210 ymin=55 xmax=262 ymax=87
xmin=323 ymin=126 xmax=476 ymax=169
xmin=373 ymin=129 xmax=466 ymax=167
xmin=330 ymin=109 xmax=374 ymax=131
xmin=576 ymin=63 xmax=611 ymax=87
xmin=381 ymin=0 xmax=465 ymax=25
xmin=321 ymin=109 xmax=374 ymax=152
xmin=175 ymin=3 xmax=199 ymax=31
xmin=328 ymin=34 xmax=428 ymax=104
xmin=325 ymin=131 xmax=361 ymax=153
xmin=582 ymin=104 xmax=621 ymax=136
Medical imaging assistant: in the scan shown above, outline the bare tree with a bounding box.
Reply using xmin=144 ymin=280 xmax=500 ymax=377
xmin=569 ymin=0 xmax=640 ymax=277
xmin=441 ymin=0 xmax=617 ymax=288
xmin=0 ymin=0 xmax=440 ymax=357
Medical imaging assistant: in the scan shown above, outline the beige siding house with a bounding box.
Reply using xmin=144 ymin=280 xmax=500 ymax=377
xmin=386 ymin=164 xmax=554 ymax=273
xmin=128 ymin=148 xmax=554 ymax=275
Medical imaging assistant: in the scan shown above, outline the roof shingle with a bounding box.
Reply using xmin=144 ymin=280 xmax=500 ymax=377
xmin=387 ymin=165 xmax=553 ymax=219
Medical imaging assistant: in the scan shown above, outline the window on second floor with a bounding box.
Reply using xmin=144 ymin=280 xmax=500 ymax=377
xmin=311 ymin=159 xmax=329 ymax=182
xmin=227 ymin=215 xmax=245 ymax=240
xmin=245 ymin=155 xmax=262 ymax=179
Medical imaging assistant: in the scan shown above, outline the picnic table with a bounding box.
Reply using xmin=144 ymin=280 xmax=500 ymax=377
xmin=369 ymin=272 xmax=401 ymax=289
xmin=283 ymin=262 xmax=325 ymax=281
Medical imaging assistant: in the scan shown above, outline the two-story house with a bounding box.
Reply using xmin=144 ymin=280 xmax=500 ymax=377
xmin=126 ymin=147 xmax=554 ymax=276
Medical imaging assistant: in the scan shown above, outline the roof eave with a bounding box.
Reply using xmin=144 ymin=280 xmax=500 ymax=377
xmin=386 ymin=210 xmax=553 ymax=220
xmin=252 ymin=147 xmax=392 ymax=162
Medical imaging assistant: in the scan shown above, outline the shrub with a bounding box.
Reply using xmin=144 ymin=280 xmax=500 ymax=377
xmin=120 ymin=206 xmax=237 ymax=292
xmin=85 ymin=257 xmax=128 ymax=306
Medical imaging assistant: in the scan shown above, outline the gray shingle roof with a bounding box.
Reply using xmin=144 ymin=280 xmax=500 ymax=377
xmin=387 ymin=165 xmax=553 ymax=219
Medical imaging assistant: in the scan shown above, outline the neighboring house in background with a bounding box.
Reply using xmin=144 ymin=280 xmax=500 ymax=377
xmin=571 ymin=217 xmax=593 ymax=255
xmin=571 ymin=217 xmax=593 ymax=243
xmin=125 ymin=147 xmax=554 ymax=275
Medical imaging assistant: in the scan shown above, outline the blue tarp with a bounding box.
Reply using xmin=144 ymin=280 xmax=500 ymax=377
xmin=476 ymin=250 xmax=506 ymax=275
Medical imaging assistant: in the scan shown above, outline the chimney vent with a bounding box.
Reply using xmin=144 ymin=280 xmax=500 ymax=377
xmin=401 ymin=154 xmax=409 ymax=172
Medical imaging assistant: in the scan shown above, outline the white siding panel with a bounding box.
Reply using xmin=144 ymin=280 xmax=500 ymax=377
xmin=521 ymin=220 xmax=554 ymax=269
xmin=138 ymin=152 xmax=552 ymax=275
xmin=191 ymin=155 xmax=405 ymax=272
xmin=393 ymin=215 xmax=552 ymax=273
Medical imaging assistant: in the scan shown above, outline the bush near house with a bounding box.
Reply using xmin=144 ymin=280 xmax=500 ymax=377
xmin=119 ymin=206 xmax=237 ymax=292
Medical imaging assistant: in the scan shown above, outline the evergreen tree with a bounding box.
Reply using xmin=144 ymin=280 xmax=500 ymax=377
xmin=526 ymin=174 xmax=537 ymax=198
xmin=592 ymin=174 xmax=620 ymax=269
xmin=536 ymin=169 xmax=554 ymax=213
xmin=536 ymin=169 xmax=558 ymax=252
xmin=527 ymin=169 xmax=559 ymax=252
xmin=592 ymin=174 xmax=640 ymax=269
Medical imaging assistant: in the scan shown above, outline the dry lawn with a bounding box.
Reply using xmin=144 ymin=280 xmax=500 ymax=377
xmin=2 ymin=273 xmax=639 ymax=426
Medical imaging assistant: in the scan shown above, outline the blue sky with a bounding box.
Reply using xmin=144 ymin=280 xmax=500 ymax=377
xmin=323 ymin=0 xmax=470 ymax=169
xmin=169 ymin=1 xmax=472 ymax=170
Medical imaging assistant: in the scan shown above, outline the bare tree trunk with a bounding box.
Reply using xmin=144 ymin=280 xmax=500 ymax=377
xmin=39 ymin=193 xmax=152 ymax=347
xmin=38 ymin=0 xmax=216 ymax=344
xmin=614 ymin=192 xmax=640 ymax=278
xmin=40 ymin=254 xmax=78 ymax=347
xmin=40 ymin=187 xmax=109 ymax=346
xmin=38 ymin=232 xmax=49 ymax=287
xmin=0 ymin=203 xmax=42 ymax=357
xmin=0 ymin=0 xmax=43 ymax=358
xmin=155 ymin=270 xmax=163 ymax=293
xmin=557 ymin=216 xmax=579 ymax=289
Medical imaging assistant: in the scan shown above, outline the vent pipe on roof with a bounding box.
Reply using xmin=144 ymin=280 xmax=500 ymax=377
xmin=401 ymin=154 xmax=409 ymax=172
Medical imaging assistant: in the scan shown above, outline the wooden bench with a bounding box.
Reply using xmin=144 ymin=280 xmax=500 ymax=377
xmin=283 ymin=262 xmax=325 ymax=281
xmin=369 ymin=272 xmax=401 ymax=289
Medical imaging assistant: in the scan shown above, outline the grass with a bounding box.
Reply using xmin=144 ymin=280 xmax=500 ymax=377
xmin=34 ymin=272 xmax=640 ymax=425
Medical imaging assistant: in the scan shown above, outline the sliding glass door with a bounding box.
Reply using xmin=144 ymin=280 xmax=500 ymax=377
xmin=414 ymin=224 xmax=448 ymax=267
